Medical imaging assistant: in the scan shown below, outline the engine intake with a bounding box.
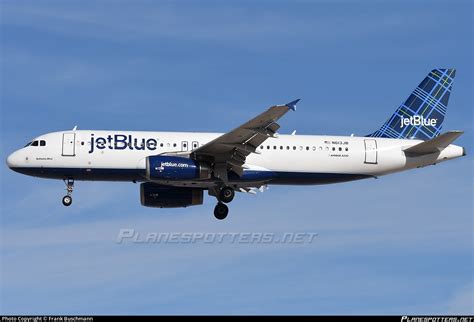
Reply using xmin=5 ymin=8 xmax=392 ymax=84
xmin=146 ymin=155 xmax=210 ymax=181
xmin=140 ymin=183 xmax=203 ymax=208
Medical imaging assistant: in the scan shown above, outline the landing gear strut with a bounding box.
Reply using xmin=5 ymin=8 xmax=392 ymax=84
xmin=212 ymin=186 xmax=234 ymax=220
xmin=62 ymin=178 xmax=74 ymax=207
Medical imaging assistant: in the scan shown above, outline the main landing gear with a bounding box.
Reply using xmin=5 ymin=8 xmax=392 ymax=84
xmin=213 ymin=186 xmax=235 ymax=220
xmin=219 ymin=186 xmax=235 ymax=203
xmin=62 ymin=178 xmax=74 ymax=207
xmin=214 ymin=202 xmax=228 ymax=220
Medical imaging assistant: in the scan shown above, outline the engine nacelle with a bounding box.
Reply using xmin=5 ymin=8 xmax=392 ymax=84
xmin=140 ymin=183 xmax=204 ymax=208
xmin=146 ymin=155 xmax=211 ymax=181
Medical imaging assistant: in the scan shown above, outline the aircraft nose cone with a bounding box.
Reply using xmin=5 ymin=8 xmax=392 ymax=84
xmin=6 ymin=151 xmax=19 ymax=169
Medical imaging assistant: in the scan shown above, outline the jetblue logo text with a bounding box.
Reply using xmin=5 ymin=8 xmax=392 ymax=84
xmin=89 ymin=134 xmax=158 ymax=154
xmin=400 ymin=115 xmax=437 ymax=128
xmin=161 ymin=162 xmax=189 ymax=168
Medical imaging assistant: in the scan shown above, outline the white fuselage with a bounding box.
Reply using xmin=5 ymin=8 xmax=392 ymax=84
xmin=6 ymin=130 xmax=465 ymax=188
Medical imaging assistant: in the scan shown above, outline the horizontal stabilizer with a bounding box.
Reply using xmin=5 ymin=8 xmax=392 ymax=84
xmin=403 ymin=131 xmax=463 ymax=156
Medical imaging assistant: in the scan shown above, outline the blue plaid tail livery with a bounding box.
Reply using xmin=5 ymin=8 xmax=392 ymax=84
xmin=368 ymin=69 xmax=456 ymax=140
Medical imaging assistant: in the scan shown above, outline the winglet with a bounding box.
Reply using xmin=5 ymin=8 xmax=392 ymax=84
xmin=285 ymin=99 xmax=300 ymax=111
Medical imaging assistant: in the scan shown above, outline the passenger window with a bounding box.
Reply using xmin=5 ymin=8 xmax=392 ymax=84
xmin=286 ymin=146 xmax=290 ymax=150
xmin=345 ymin=147 xmax=349 ymax=151
xmin=160 ymin=143 xmax=164 ymax=147
xmin=40 ymin=140 xmax=46 ymax=146
xmin=31 ymin=141 xmax=39 ymax=146
xmin=306 ymin=146 xmax=309 ymax=151
xmin=339 ymin=147 xmax=342 ymax=151
xmin=280 ymin=146 xmax=283 ymax=150
xmin=332 ymin=147 xmax=335 ymax=151
xmin=273 ymin=146 xmax=277 ymax=150
xmin=267 ymin=146 xmax=270 ymax=149
xmin=173 ymin=143 xmax=177 ymax=147
xmin=293 ymin=146 xmax=296 ymax=150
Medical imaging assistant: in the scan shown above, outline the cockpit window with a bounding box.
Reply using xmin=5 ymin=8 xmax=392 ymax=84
xmin=40 ymin=140 xmax=46 ymax=146
xmin=24 ymin=141 xmax=32 ymax=147
xmin=31 ymin=141 xmax=39 ymax=146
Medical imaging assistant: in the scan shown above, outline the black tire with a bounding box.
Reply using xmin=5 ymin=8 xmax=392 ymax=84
xmin=219 ymin=187 xmax=235 ymax=203
xmin=62 ymin=195 xmax=72 ymax=207
xmin=214 ymin=203 xmax=229 ymax=220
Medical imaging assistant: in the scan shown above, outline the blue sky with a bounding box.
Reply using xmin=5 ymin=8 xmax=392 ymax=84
xmin=1 ymin=0 xmax=472 ymax=315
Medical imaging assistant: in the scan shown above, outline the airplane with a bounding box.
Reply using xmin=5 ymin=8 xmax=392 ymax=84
xmin=6 ymin=69 xmax=466 ymax=220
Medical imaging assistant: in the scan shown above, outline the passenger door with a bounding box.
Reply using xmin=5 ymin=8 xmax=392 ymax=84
xmin=62 ymin=133 xmax=76 ymax=156
xmin=364 ymin=139 xmax=377 ymax=164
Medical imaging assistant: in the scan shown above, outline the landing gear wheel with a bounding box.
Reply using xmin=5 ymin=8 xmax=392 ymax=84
xmin=214 ymin=202 xmax=229 ymax=220
xmin=62 ymin=195 xmax=72 ymax=207
xmin=219 ymin=187 xmax=235 ymax=203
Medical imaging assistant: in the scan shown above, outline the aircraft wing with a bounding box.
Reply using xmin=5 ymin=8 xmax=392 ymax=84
xmin=191 ymin=99 xmax=299 ymax=181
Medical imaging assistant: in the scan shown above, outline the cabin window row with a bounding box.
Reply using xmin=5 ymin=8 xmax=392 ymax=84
xmin=81 ymin=141 xmax=200 ymax=149
xmin=259 ymin=145 xmax=349 ymax=152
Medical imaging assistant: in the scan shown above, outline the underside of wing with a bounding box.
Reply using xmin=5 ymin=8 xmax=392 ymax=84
xmin=190 ymin=99 xmax=299 ymax=181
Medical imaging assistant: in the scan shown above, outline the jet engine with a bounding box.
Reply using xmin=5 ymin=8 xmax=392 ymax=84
xmin=140 ymin=183 xmax=204 ymax=208
xmin=146 ymin=155 xmax=211 ymax=181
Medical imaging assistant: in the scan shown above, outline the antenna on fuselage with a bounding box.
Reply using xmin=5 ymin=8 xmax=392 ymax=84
xmin=291 ymin=130 xmax=296 ymax=135
xmin=72 ymin=125 xmax=78 ymax=131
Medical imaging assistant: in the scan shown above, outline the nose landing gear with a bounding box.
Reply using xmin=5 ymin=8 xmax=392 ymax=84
xmin=62 ymin=179 xmax=74 ymax=207
xmin=62 ymin=195 xmax=72 ymax=207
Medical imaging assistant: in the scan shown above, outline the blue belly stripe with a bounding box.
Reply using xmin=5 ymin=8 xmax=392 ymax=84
xmin=9 ymin=167 xmax=372 ymax=185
